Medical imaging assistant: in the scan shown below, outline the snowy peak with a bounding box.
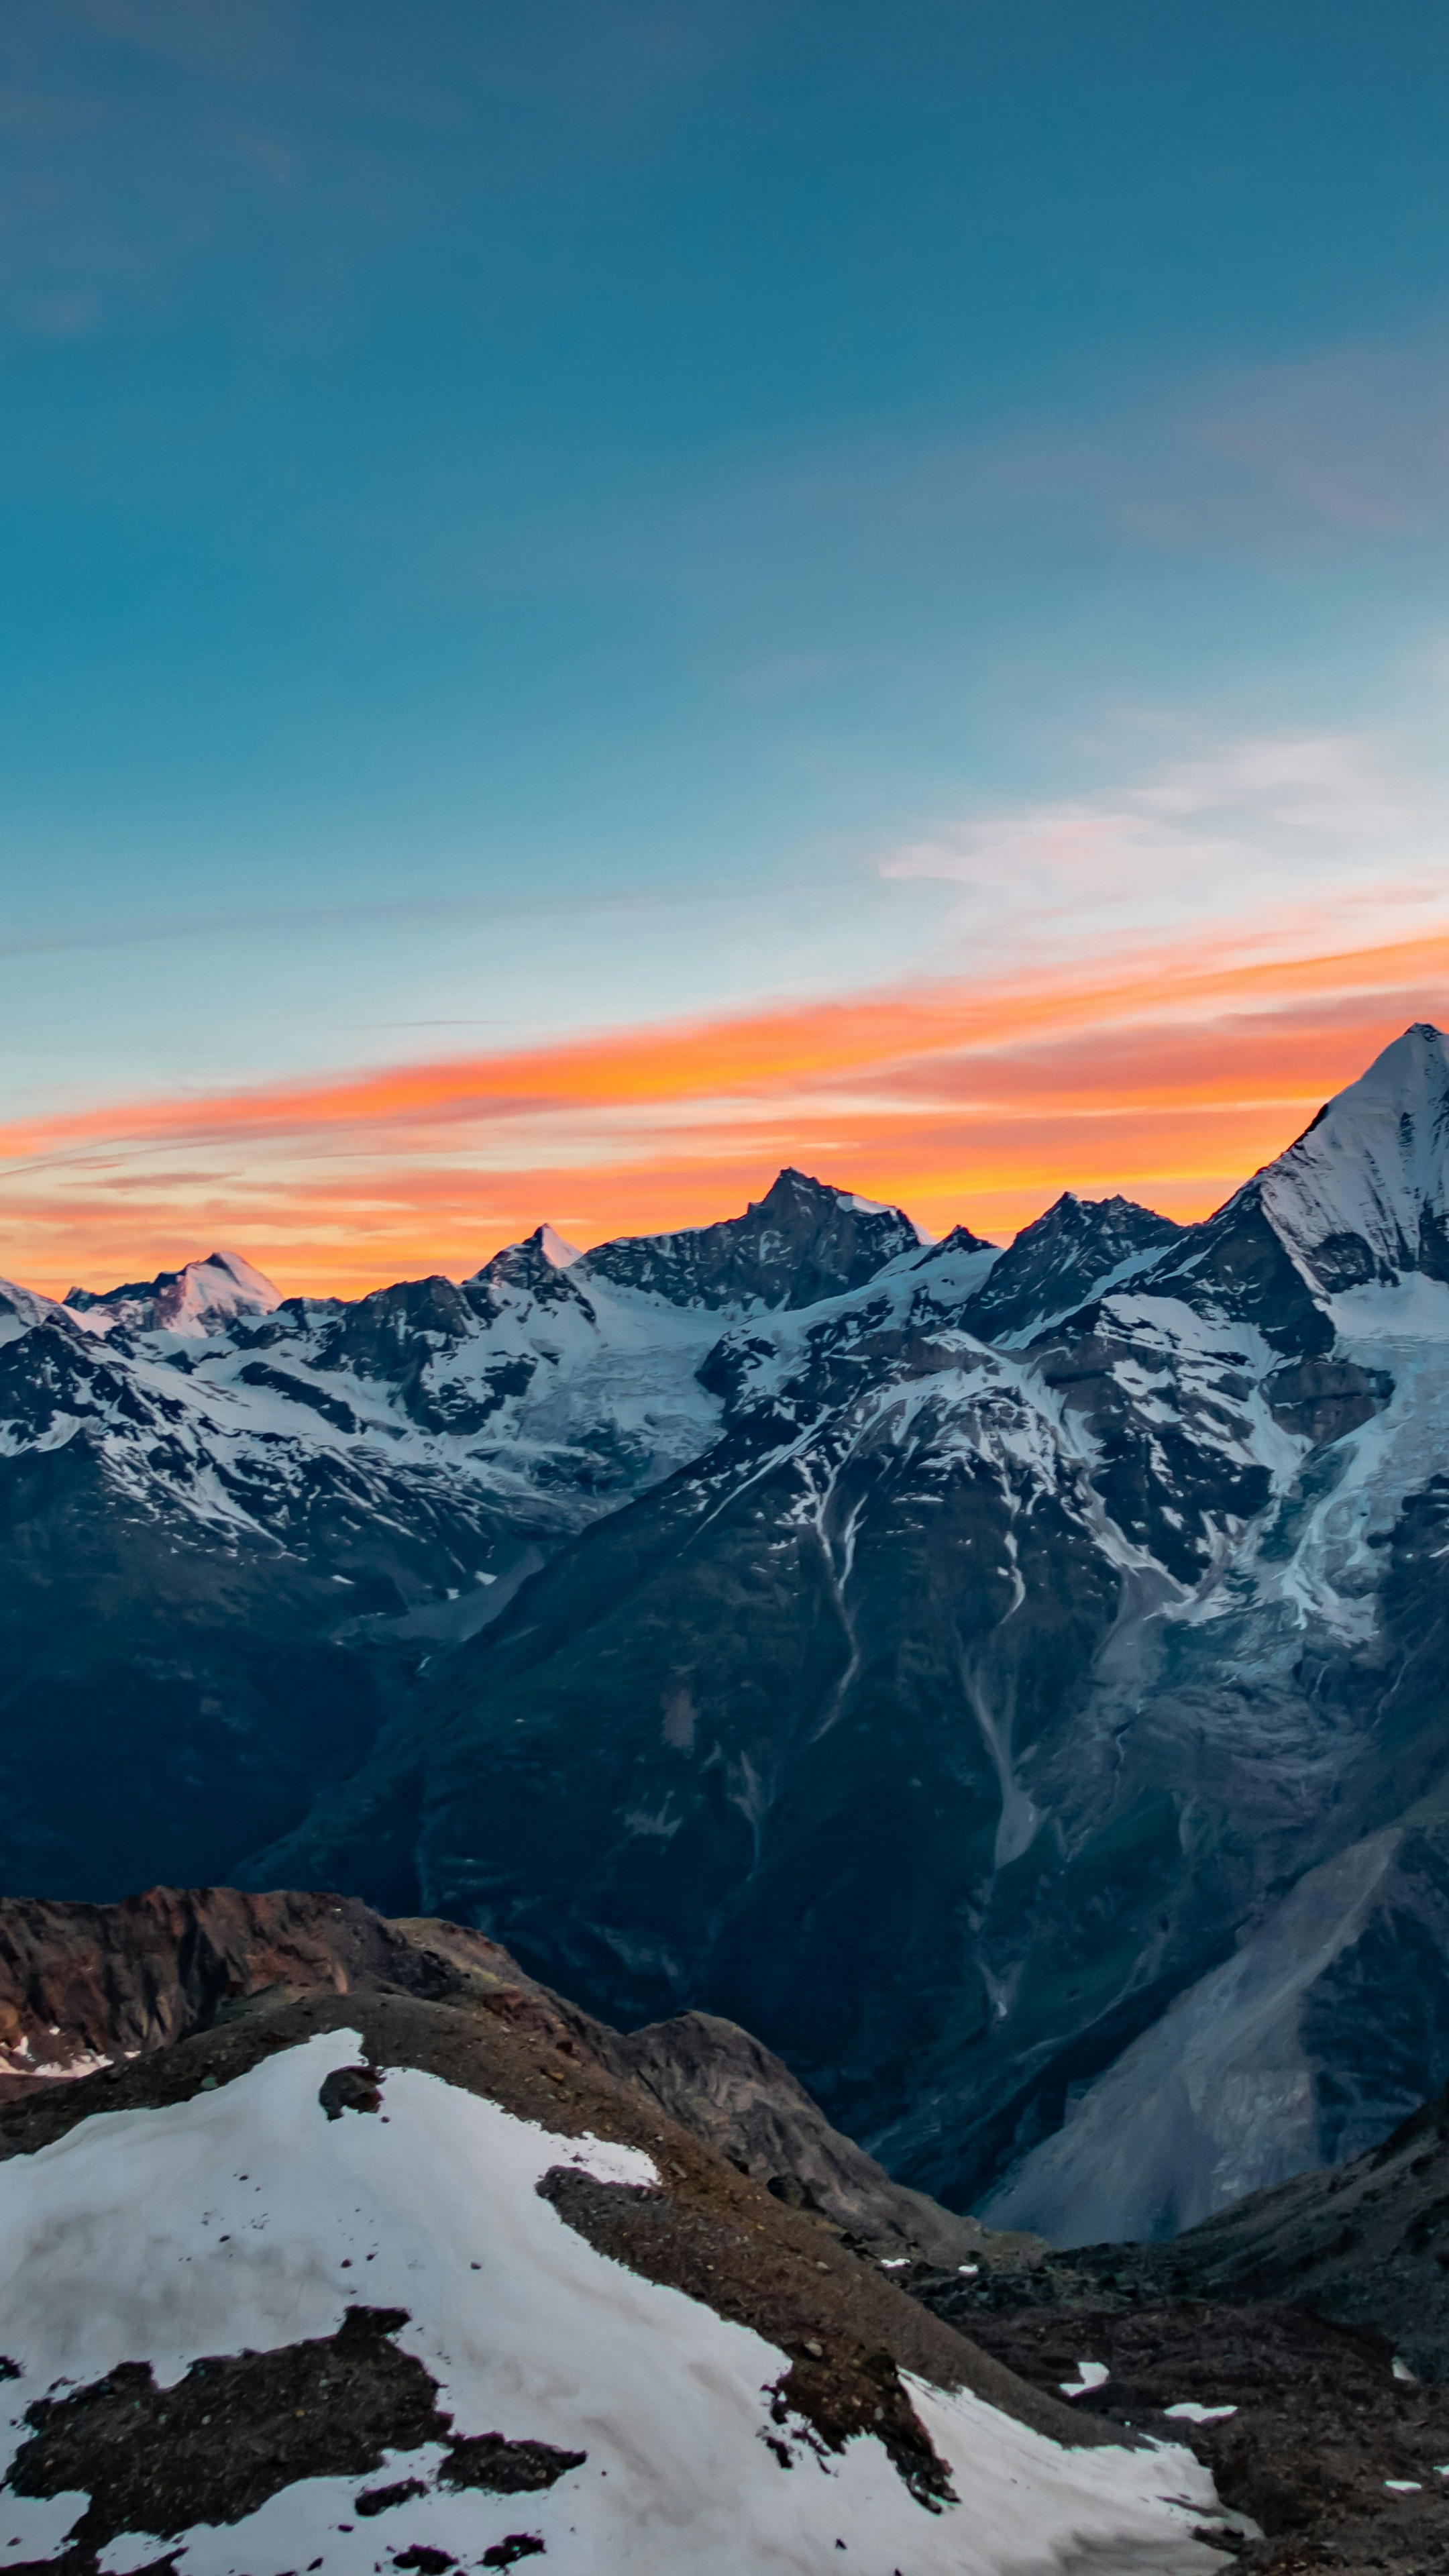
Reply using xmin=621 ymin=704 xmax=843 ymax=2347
xmin=580 ymin=1167 xmax=924 ymax=1313
xmin=1258 ymin=1024 xmax=1449 ymax=1294
xmin=961 ymin=1190 xmax=1183 ymax=1342
xmin=64 ymin=1248 xmax=282 ymax=1338
xmin=914 ymin=1220 xmax=998 ymax=1265
xmin=468 ymin=1224 xmax=587 ymax=1303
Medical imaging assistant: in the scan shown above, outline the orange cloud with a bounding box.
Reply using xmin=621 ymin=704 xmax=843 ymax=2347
xmin=4 ymin=924 xmax=1448 ymax=1298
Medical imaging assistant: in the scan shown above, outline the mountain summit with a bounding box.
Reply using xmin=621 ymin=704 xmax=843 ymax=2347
xmin=64 ymin=1248 xmax=281 ymax=1337
xmin=580 ymin=1166 xmax=926 ymax=1311
xmin=1260 ymin=1020 xmax=1449 ymax=1293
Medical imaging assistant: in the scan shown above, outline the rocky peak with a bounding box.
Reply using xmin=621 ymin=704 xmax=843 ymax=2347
xmin=1255 ymin=1023 xmax=1449 ymax=1293
xmin=961 ymin=1191 xmax=1181 ymax=1342
xmin=467 ymin=1224 xmax=587 ymax=1308
xmin=579 ymin=1167 xmax=925 ymax=1313
xmin=64 ymin=1250 xmax=281 ymax=1339
xmin=913 ymin=1221 xmax=998 ymax=1265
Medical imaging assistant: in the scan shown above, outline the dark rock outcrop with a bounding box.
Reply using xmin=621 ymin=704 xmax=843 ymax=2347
xmin=580 ymin=1167 xmax=922 ymax=1311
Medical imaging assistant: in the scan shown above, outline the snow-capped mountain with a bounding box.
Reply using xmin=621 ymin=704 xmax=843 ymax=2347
xmin=957 ymin=1191 xmax=1181 ymax=1344
xmin=65 ymin=1248 xmax=282 ymax=1336
xmin=580 ymin=1167 xmax=932 ymax=1311
xmin=11 ymin=1029 xmax=1449 ymax=2252
xmin=1260 ymin=1021 xmax=1449 ymax=1292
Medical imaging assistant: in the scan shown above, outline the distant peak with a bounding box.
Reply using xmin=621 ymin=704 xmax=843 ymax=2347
xmin=470 ymin=1225 xmax=587 ymax=1296
xmin=760 ymin=1167 xmax=831 ymax=1203
xmin=910 ymin=1220 xmax=998 ymax=1268
xmin=761 ymin=1167 xmax=923 ymax=1228
xmin=583 ymin=1167 xmax=924 ymax=1314
xmin=1018 ymin=1191 xmax=1178 ymax=1242
xmin=64 ymin=1250 xmax=280 ymax=1337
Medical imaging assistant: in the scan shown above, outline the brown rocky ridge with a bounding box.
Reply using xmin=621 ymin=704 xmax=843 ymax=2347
xmin=0 ymin=1881 xmax=1186 ymax=2576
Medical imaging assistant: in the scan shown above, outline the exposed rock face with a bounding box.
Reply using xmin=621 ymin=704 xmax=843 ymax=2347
xmin=614 ymin=2010 xmax=988 ymax=2264
xmin=579 ymin=1167 xmax=925 ymax=1311
xmin=958 ymin=1191 xmax=1181 ymax=1343
xmin=0 ymin=1886 xmax=526 ymax=2084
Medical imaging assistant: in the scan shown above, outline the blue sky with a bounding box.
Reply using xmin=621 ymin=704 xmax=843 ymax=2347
xmin=5 ymin=1 xmax=1449 ymax=1289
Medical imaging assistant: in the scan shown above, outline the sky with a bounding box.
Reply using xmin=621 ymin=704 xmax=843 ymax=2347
xmin=4 ymin=0 xmax=1449 ymax=1296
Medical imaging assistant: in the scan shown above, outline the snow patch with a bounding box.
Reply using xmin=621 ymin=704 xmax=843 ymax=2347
xmin=0 ymin=2031 xmax=1227 ymax=2576
xmin=1059 ymin=2362 xmax=1110 ymax=2398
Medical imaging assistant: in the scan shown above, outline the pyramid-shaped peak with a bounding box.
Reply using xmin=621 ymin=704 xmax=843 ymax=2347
xmin=1010 ymin=1192 xmax=1180 ymax=1249
xmin=757 ymin=1167 xmax=905 ymax=1219
xmin=1301 ymin=1022 xmax=1449 ymax=1125
xmin=961 ymin=1191 xmax=1181 ymax=1343
xmin=470 ymin=1224 xmax=586 ymax=1300
xmin=64 ymin=1250 xmax=280 ymax=1338
xmin=1258 ymin=1024 xmax=1449 ymax=1293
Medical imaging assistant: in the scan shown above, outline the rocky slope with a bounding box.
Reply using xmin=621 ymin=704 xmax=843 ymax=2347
xmin=11 ymin=1029 xmax=1449 ymax=2249
xmin=930 ymin=2068 xmax=1449 ymax=2387
xmin=0 ymin=1888 xmax=1235 ymax=2576
xmin=899 ymin=2070 xmax=1449 ymax=2568
xmin=0 ymin=1883 xmax=989 ymax=2265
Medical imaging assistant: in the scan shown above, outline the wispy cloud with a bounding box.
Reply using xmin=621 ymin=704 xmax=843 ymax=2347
xmin=6 ymin=912 xmax=1449 ymax=1298
xmin=883 ymin=725 xmax=1449 ymax=970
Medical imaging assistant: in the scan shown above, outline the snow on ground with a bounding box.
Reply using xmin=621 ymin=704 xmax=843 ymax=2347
xmin=0 ymin=2031 xmax=1228 ymax=2576
xmin=1059 ymin=2364 xmax=1111 ymax=2400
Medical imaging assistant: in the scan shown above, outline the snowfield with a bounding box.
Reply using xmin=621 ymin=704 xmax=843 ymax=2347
xmin=0 ymin=2032 xmax=1229 ymax=2575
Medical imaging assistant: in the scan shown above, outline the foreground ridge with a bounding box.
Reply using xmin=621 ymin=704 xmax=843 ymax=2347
xmin=0 ymin=1887 xmax=1232 ymax=2576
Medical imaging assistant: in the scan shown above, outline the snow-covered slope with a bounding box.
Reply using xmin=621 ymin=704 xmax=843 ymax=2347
xmin=0 ymin=2025 xmax=1228 ymax=2575
xmin=1260 ymin=1022 xmax=1449 ymax=1293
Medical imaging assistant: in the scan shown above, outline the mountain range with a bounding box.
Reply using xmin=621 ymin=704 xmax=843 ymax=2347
xmin=7 ymin=1026 xmax=1449 ymax=2247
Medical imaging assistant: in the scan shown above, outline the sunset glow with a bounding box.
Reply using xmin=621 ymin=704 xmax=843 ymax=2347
xmin=6 ymin=925 xmax=1446 ymax=1299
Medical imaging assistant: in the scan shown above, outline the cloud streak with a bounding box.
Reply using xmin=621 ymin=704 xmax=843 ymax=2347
xmin=5 ymin=914 xmax=1449 ymax=1298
